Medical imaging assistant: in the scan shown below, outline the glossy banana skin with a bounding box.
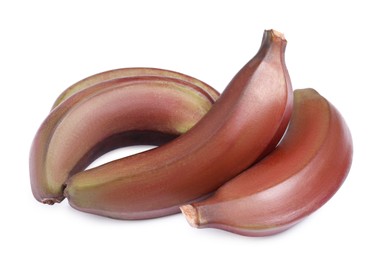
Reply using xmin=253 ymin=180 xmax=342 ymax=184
xmin=64 ymin=29 xmax=293 ymax=219
xmin=181 ymin=89 xmax=353 ymax=237
xmin=30 ymin=69 xmax=219 ymax=205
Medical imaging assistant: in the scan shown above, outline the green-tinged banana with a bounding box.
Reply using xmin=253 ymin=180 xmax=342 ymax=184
xmin=64 ymin=29 xmax=293 ymax=219
xmin=181 ymin=88 xmax=353 ymax=236
xmin=30 ymin=69 xmax=219 ymax=205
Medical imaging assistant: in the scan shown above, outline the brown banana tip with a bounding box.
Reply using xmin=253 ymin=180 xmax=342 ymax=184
xmin=41 ymin=198 xmax=62 ymax=205
xmin=270 ymin=29 xmax=285 ymax=40
xmin=180 ymin=205 xmax=199 ymax=228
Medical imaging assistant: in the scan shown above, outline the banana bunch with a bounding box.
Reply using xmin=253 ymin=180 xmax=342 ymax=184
xmin=30 ymin=30 xmax=353 ymax=236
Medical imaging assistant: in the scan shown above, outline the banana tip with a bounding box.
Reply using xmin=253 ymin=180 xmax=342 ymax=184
xmin=41 ymin=197 xmax=63 ymax=205
xmin=271 ymin=29 xmax=285 ymax=40
xmin=180 ymin=205 xmax=199 ymax=228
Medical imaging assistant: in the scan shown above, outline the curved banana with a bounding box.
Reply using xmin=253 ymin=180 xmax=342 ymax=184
xmin=30 ymin=69 xmax=219 ymax=205
xmin=180 ymin=88 xmax=353 ymax=236
xmin=64 ymin=29 xmax=293 ymax=219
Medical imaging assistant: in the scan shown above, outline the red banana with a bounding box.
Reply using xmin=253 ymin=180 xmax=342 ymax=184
xmin=181 ymin=88 xmax=353 ymax=236
xmin=30 ymin=68 xmax=219 ymax=204
xmin=63 ymin=29 xmax=293 ymax=219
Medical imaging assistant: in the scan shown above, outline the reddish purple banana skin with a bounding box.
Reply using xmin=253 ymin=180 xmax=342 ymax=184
xmin=30 ymin=71 xmax=219 ymax=205
xmin=64 ymin=29 xmax=293 ymax=219
xmin=181 ymin=89 xmax=353 ymax=237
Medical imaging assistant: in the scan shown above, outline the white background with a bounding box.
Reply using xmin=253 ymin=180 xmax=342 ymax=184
xmin=1 ymin=1 xmax=377 ymax=259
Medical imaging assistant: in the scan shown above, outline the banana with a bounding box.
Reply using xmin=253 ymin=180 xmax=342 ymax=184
xmin=30 ymin=69 xmax=219 ymax=205
xmin=180 ymin=88 xmax=353 ymax=237
xmin=63 ymin=29 xmax=293 ymax=219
